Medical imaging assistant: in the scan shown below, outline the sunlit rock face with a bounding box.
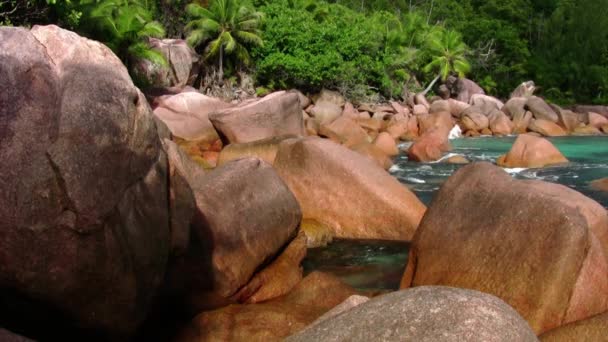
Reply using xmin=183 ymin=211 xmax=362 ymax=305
xmin=401 ymin=162 xmax=608 ymax=334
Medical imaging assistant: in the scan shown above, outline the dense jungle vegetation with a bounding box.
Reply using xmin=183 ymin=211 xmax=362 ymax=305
xmin=2 ymin=0 xmax=607 ymax=103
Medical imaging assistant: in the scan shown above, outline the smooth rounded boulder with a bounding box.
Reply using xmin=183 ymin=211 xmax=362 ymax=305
xmin=318 ymin=115 xmax=370 ymax=147
xmin=497 ymin=134 xmax=568 ymax=168
xmin=178 ymin=272 xmax=358 ymax=342
xmin=529 ymin=118 xmax=567 ymax=136
xmin=287 ymin=286 xmax=538 ymax=342
xmin=131 ymin=38 xmax=198 ymax=88
xmin=274 ymin=138 xmax=426 ymax=240
xmin=527 ymin=96 xmax=559 ymax=122
xmin=0 ymin=25 xmax=170 ymax=336
xmin=217 ymin=134 xmax=298 ymax=166
xmin=209 ymin=91 xmax=304 ymax=144
xmin=165 ymin=156 xmax=302 ymax=310
xmin=372 ymin=132 xmax=399 ymax=156
xmin=488 ymin=110 xmax=514 ymax=136
xmin=153 ymin=91 xmax=232 ymax=144
xmin=446 ymin=76 xmax=485 ymax=103
xmin=590 ymin=178 xmax=608 ymax=192
xmin=232 ymin=231 xmax=307 ymax=304
xmin=407 ymin=128 xmax=452 ymax=162
xmin=401 ymin=162 xmax=608 ymax=334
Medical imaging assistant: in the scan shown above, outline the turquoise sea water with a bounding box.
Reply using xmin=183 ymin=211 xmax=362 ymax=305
xmin=304 ymin=136 xmax=608 ymax=290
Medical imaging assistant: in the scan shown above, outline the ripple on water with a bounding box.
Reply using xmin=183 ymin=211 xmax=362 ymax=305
xmin=391 ymin=136 xmax=608 ymax=208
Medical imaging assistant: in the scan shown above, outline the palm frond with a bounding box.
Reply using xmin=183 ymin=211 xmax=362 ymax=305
xmin=129 ymin=42 xmax=168 ymax=66
xmin=233 ymin=30 xmax=263 ymax=46
xmin=186 ymin=29 xmax=207 ymax=46
xmin=205 ymin=37 xmax=223 ymax=60
xmin=222 ymin=31 xmax=237 ymax=54
xmin=138 ymin=21 xmax=165 ymax=38
xmin=186 ymin=3 xmax=215 ymax=19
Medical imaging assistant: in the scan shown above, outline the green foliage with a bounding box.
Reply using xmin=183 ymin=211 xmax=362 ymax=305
xmin=75 ymin=0 xmax=166 ymax=67
xmin=422 ymin=29 xmax=470 ymax=81
xmin=253 ymin=0 xmax=437 ymax=99
xmin=185 ymin=0 xmax=263 ymax=79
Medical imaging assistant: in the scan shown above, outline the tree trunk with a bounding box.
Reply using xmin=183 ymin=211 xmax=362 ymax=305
xmin=422 ymin=74 xmax=441 ymax=95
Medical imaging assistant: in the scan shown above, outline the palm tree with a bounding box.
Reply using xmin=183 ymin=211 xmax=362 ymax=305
xmin=422 ymin=29 xmax=470 ymax=93
xmin=83 ymin=0 xmax=166 ymax=68
xmin=185 ymin=0 xmax=263 ymax=81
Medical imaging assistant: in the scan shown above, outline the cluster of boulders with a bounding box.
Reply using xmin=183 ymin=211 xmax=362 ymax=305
xmin=1 ymin=25 xmax=607 ymax=342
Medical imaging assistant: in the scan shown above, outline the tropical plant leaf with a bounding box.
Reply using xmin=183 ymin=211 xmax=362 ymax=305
xmin=128 ymin=42 xmax=168 ymax=66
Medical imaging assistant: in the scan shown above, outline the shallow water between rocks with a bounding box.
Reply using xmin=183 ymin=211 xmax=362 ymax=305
xmin=303 ymin=136 xmax=608 ymax=291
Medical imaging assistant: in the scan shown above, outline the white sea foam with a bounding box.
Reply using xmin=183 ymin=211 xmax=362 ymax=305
xmin=503 ymin=167 xmax=528 ymax=174
xmin=389 ymin=164 xmax=404 ymax=173
xmin=430 ymin=153 xmax=461 ymax=163
xmin=405 ymin=177 xmax=426 ymax=184
xmin=448 ymin=125 xmax=462 ymax=140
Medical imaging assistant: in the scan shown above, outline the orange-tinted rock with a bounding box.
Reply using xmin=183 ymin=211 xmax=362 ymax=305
xmin=300 ymin=219 xmax=334 ymax=248
xmin=304 ymin=118 xmax=318 ymax=136
xmin=418 ymin=111 xmax=454 ymax=135
xmin=342 ymin=102 xmax=358 ymax=118
xmin=373 ymin=132 xmax=399 ymax=156
xmin=528 ymin=119 xmax=567 ymax=136
xmin=591 ymin=178 xmax=608 ymax=192
xmin=497 ymin=134 xmax=568 ymax=168
xmin=274 ymin=138 xmax=426 ymax=240
xmin=588 ymin=112 xmax=608 ymax=128
xmin=356 ymin=118 xmax=383 ymax=133
xmin=209 ymin=91 xmax=304 ymax=144
xmin=447 ymin=99 xmax=470 ymax=118
xmin=217 ymin=135 xmax=298 ymax=166
xmin=413 ymin=104 xmax=428 ymax=116
xmin=480 ymin=127 xmax=493 ymax=135
xmin=310 ymin=102 xmax=342 ymax=125
xmin=556 ymin=108 xmax=581 ymax=132
xmin=401 ymin=162 xmax=608 ymax=334
xmin=390 ymin=101 xmax=409 ymax=115
xmin=385 ymin=119 xmax=409 ymax=140
xmin=351 ymin=142 xmax=393 ymax=170
xmin=539 ymin=312 xmax=608 ymax=342
xmin=602 ymin=124 xmax=608 ymax=134
xmin=489 ymin=110 xmax=514 ymax=136
xmin=232 ymin=232 xmax=307 ymax=304
xmin=461 ymin=112 xmax=490 ymax=131
xmin=572 ymin=126 xmax=603 ymax=136
xmin=407 ymin=128 xmax=452 ymax=162
xmin=178 ymin=272 xmax=358 ymax=342
xmin=513 ymin=110 xmax=533 ymax=134
xmin=319 ymin=116 xmax=369 ymax=147
xmin=445 ymin=155 xmax=469 ymax=164
xmin=372 ymin=111 xmax=392 ymax=121
xmin=429 ymin=100 xmax=450 ymax=114
xmin=403 ymin=116 xmax=419 ymax=140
